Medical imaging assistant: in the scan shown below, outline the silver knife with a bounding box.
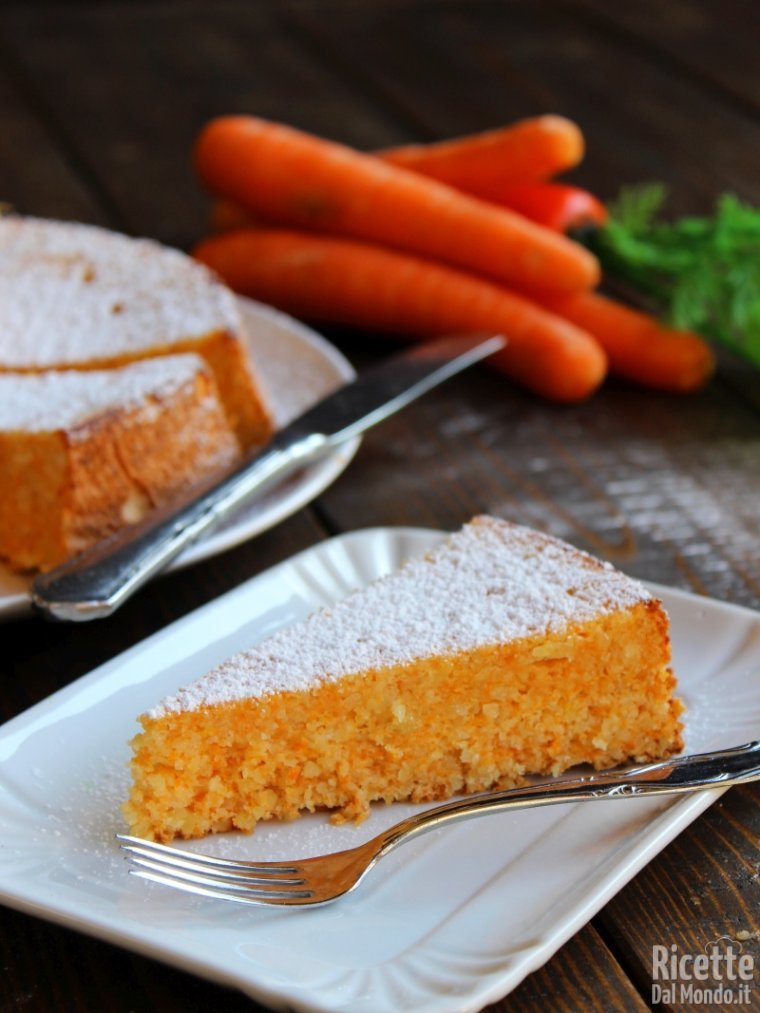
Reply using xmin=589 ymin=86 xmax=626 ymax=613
xmin=31 ymin=332 xmax=505 ymax=621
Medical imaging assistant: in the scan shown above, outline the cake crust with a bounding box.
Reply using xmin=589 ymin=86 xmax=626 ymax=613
xmin=0 ymin=356 xmax=239 ymax=571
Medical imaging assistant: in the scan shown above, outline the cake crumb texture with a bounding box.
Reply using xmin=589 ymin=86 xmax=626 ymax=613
xmin=0 ymin=356 xmax=239 ymax=571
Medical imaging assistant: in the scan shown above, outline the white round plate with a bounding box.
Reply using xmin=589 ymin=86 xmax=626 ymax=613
xmin=0 ymin=298 xmax=359 ymax=620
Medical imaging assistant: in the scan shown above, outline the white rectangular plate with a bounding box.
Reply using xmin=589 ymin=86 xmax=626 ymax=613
xmin=1 ymin=527 xmax=759 ymax=1012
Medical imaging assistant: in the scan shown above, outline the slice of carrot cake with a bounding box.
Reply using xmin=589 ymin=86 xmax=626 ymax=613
xmin=124 ymin=517 xmax=684 ymax=842
xmin=0 ymin=355 xmax=239 ymax=572
xmin=0 ymin=215 xmax=273 ymax=449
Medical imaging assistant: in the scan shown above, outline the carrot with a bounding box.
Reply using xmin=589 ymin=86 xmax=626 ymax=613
xmin=193 ymin=115 xmax=599 ymax=297
xmin=193 ymin=227 xmax=607 ymax=403
xmin=493 ymin=182 xmax=608 ymax=233
xmin=380 ymin=116 xmax=584 ymax=200
xmin=211 ymin=182 xmax=607 ymax=236
xmin=210 ymin=197 xmax=259 ymax=233
xmin=548 ymin=291 xmax=715 ymax=392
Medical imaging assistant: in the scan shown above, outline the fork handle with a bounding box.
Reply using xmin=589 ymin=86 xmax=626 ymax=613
xmin=375 ymin=740 xmax=760 ymax=858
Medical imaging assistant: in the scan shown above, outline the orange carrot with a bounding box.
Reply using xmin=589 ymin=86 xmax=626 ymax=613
xmin=194 ymin=228 xmax=607 ymax=403
xmin=493 ymin=182 xmax=608 ymax=233
xmin=194 ymin=116 xmax=599 ymax=297
xmin=211 ymin=181 xmax=608 ymax=236
xmin=380 ymin=116 xmax=584 ymax=199
xmin=210 ymin=197 xmax=259 ymax=233
xmin=548 ymin=291 xmax=715 ymax=392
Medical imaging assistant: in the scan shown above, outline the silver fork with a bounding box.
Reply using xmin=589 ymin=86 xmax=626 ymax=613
xmin=117 ymin=739 xmax=760 ymax=908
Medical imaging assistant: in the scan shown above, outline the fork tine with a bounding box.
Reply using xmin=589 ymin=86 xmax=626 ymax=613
xmin=116 ymin=834 xmax=299 ymax=875
xmin=119 ymin=842 xmax=304 ymax=885
xmin=128 ymin=854 xmax=313 ymax=897
xmin=117 ymin=834 xmax=322 ymax=906
xmin=118 ymin=831 xmax=379 ymax=908
xmin=130 ymin=868 xmax=316 ymax=907
xmin=126 ymin=852 xmax=306 ymax=888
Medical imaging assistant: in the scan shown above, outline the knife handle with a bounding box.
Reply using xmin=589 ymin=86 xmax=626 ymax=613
xmin=31 ymin=432 xmax=327 ymax=622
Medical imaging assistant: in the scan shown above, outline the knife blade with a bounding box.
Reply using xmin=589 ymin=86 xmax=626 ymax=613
xmin=31 ymin=332 xmax=505 ymax=621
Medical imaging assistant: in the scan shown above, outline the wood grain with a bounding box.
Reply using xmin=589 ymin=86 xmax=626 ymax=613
xmin=495 ymin=926 xmax=650 ymax=1012
xmin=0 ymin=2 xmax=758 ymax=1010
xmin=0 ymin=45 xmax=109 ymax=223
xmin=0 ymin=908 xmax=648 ymax=1013
xmin=597 ymin=783 xmax=760 ymax=1011
xmin=1 ymin=1 xmax=410 ymax=246
xmin=567 ymin=0 xmax=760 ymax=120
xmin=283 ymin=0 xmax=760 ymax=212
xmin=310 ymin=344 xmax=760 ymax=609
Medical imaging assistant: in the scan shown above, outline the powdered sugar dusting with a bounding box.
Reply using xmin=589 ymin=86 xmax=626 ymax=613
xmin=0 ymin=354 xmax=211 ymax=432
xmin=153 ymin=517 xmax=653 ymax=716
xmin=0 ymin=216 xmax=240 ymax=367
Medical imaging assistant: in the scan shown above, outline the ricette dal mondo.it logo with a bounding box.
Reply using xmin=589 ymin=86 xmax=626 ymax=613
xmin=652 ymin=936 xmax=755 ymax=1006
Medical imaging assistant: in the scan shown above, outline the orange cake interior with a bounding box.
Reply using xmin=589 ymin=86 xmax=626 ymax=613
xmin=124 ymin=516 xmax=684 ymax=842
xmin=0 ymin=356 xmax=239 ymax=572
xmin=0 ymin=215 xmax=273 ymax=449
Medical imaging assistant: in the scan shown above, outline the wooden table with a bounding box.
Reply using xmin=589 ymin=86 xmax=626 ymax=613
xmin=2 ymin=2 xmax=758 ymax=1010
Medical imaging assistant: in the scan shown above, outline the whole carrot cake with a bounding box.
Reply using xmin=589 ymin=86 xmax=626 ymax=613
xmin=0 ymin=215 xmax=272 ymax=449
xmin=124 ymin=517 xmax=684 ymax=842
xmin=0 ymin=214 xmax=275 ymax=571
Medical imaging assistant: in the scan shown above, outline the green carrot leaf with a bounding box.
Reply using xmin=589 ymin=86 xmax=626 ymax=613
xmin=585 ymin=184 xmax=760 ymax=366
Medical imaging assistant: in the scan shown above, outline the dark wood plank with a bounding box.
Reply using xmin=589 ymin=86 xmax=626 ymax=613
xmin=283 ymin=0 xmax=760 ymax=213
xmin=0 ymin=907 xmax=645 ymax=1013
xmin=597 ymin=782 xmax=760 ymax=1011
xmin=312 ymin=343 xmax=760 ymax=609
xmin=0 ymin=51 xmax=109 ymax=223
xmin=567 ymin=0 xmax=760 ymax=120
xmin=494 ymin=925 xmax=648 ymax=1012
xmin=1 ymin=1 xmax=411 ymax=247
xmin=0 ymin=904 xmax=269 ymax=1013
